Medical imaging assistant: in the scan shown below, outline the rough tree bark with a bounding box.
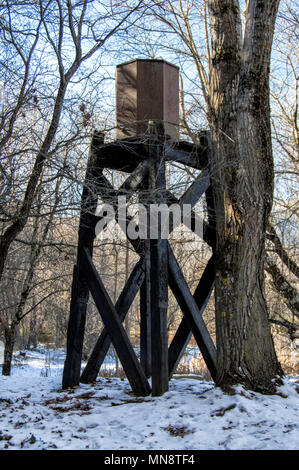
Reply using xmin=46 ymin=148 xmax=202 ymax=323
xmin=2 ymin=325 xmax=16 ymax=376
xmin=207 ymin=0 xmax=283 ymax=392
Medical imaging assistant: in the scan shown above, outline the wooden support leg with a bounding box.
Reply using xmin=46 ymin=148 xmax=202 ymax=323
xmin=62 ymin=265 xmax=88 ymax=388
xmin=140 ymin=240 xmax=151 ymax=377
xmin=150 ymin=236 xmax=169 ymax=395
xmin=205 ymin=185 xmax=216 ymax=248
xmin=80 ymin=258 xmax=145 ymax=383
xmin=168 ymin=255 xmax=215 ymax=378
xmin=62 ymin=132 xmax=104 ymax=389
xmin=82 ymin=248 xmax=151 ymax=396
xmin=148 ymin=122 xmax=169 ymax=396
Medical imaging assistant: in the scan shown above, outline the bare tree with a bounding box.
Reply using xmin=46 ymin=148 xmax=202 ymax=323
xmin=0 ymin=0 xmax=149 ymax=373
xmin=0 ymin=0 xmax=145 ymax=283
xmin=143 ymin=0 xmax=283 ymax=391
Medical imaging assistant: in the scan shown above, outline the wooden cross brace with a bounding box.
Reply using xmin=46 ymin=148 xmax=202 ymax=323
xmin=62 ymin=128 xmax=217 ymax=396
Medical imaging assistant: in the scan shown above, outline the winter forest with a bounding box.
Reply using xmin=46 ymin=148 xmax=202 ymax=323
xmin=0 ymin=0 xmax=298 ymax=452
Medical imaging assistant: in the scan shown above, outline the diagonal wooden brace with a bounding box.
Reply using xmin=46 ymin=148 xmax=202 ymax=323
xmin=168 ymin=255 xmax=215 ymax=378
xmin=167 ymin=243 xmax=217 ymax=381
xmin=81 ymin=247 xmax=151 ymax=396
xmin=62 ymin=132 xmax=104 ymax=389
xmin=80 ymin=258 xmax=145 ymax=383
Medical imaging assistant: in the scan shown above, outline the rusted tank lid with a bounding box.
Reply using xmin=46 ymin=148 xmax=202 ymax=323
xmin=116 ymin=58 xmax=179 ymax=69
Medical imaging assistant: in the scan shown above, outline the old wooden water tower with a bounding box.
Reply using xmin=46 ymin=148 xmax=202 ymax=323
xmin=62 ymin=59 xmax=216 ymax=397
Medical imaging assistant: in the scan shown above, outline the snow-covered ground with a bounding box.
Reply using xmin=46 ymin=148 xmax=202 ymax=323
xmin=0 ymin=347 xmax=298 ymax=450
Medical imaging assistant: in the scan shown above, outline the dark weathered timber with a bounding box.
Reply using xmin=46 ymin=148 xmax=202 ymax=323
xmin=80 ymin=258 xmax=145 ymax=384
xmin=94 ymin=138 xmax=147 ymax=173
xmin=96 ymin=158 xmax=149 ymax=202
xmin=178 ymin=168 xmax=210 ymax=208
xmin=81 ymin=248 xmax=151 ymax=396
xmin=140 ymin=238 xmax=152 ymax=377
xmin=62 ymin=264 xmax=86 ymax=388
xmin=118 ymin=160 xmax=150 ymax=195
xmin=165 ymin=189 xmax=215 ymax=248
xmin=168 ymin=255 xmax=215 ymax=378
xmin=203 ymin=130 xmax=216 ymax=248
xmin=205 ymin=185 xmax=216 ymax=248
xmin=92 ymin=134 xmax=210 ymax=173
xmin=166 ymin=167 xmax=210 ymax=241
xmin=164 ymin=144 xmax=201 ymax=169
xmin=62 ymin=131 xmax=104 ymax=389
xmin=138 ymin=173 xmax=151 ymax=377
xmin=164 ymin=134 xmax=210 ymax=170
xmin=95 ymin=159 xmax=149 ymax=211
xmin=164 ymin=144 xmax=206 ymax=170
xmin=148 ymin=123 xmax=169 ymax=396
xmin=167 ymin=244 xmax=217 ymax=381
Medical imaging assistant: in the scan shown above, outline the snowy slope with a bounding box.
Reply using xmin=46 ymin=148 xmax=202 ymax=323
xmin=0 ymin=347 xmax=298 ymax=450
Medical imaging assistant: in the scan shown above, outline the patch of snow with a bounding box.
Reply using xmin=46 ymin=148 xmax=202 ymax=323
xmin=0 ymin=347 xmax=298 ymax=450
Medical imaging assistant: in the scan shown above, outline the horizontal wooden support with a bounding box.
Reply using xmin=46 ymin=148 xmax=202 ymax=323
xmin=95 ymin=138 xmax=147 ymax=173
xmin=168 ymin=255 xmax=215 ymax=378
xmin=167 ymin=244 xmax=217 ymax=381
xmin=80 ymin=258 xmax=145 ymax=383
xmin=93 ymin=135 xmax=210 ymax=173
xmin=81 ymin=248 xmax=151 ymax=396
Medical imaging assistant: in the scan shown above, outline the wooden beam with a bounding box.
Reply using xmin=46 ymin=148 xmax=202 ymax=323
xmin=178 ymin=168 xmax=210 ymax=208
xmin=167 ymin=244 xmax=217 ymax=381
xmin=80 ymin=258 xmax=145 ymax=384
xmin=81 ymin=248 xmax=151 ymax=396
xmin=92 ymin=133 xmax=210 ymax=172
xmin=94 ymin=138 xmax=147 ymax=173
xmin=118 ymin=160 xmax=149 ymax=194
xmin=62 ymin=264 xmax=87 ymax=389
xmin=97 ymin=159 xmax=150 ymax=202
xmin=140 ymin=239 xmax=152 ymax=378
xmin=203 ymin=130 xmax=216 ymax=247
xmin=164 ymin=143 xmax=201 ymax=169
xmin=164 ymin=137 xmax=209 ymax=170
xmin=148 ymin=122 xmax=169 ymax=396
xmin=165 ymin=189 xmax=215 ymax=248
xmin=168 ymin=255 xmax=215 ymax=378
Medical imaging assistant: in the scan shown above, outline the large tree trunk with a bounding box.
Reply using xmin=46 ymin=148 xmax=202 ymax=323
xmin=208 ymin=0 xmax=282 ymax=392
xmin=2 ymin=326 xmax=16 ymax=376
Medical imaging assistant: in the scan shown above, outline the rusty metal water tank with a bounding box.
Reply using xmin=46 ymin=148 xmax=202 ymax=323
xmin=116 ymin=59 xmax=179 ymax=141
